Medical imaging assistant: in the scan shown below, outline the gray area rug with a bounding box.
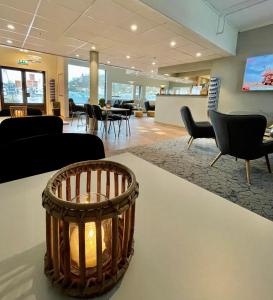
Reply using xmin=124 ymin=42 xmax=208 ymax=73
xmin=120 ymin=137 xmax=273 ymax=221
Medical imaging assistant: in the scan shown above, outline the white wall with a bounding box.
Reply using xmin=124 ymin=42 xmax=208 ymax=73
xmin=156 ymin=95 xmax=209 ymax=127
xmin=57 ymin=57 xmax=69 ymax=117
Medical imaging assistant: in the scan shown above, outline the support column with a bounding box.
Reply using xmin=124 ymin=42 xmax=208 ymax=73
xmin=89 ymin=51 xmax=99 ymax=131
xmin=89 ymin=51 xmax=99 ymax=105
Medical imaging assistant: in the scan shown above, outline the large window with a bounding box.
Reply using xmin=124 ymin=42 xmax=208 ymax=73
xmin=99 ymin=69 xmax=106 ymax=100
xmin=145 ymin=86 xmax=160 ymax=101
xmin=68 ymin=64 xmax=106 ymax=104
xmin=112 ymin=82 xmax=133 ymax=101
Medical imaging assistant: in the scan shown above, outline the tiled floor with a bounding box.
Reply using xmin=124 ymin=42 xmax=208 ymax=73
xmin=63 ymin=115 xmax=187 ymax=157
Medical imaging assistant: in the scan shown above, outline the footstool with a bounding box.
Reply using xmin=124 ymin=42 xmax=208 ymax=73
xmin=147 ymin=111 xmax=155 ymax=117
xmin=135 ymin=111 xmax=143 ymax=117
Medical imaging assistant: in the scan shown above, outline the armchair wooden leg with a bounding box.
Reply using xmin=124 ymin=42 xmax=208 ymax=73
xmin=187 ymin=137 xmax=194 ymax=149
xmin=210 ymin=152 xmax=222 ymax=167
xmin=187 ymin=136 xmax=192 ymax=144
xmin=265 ymin=154 xmax=272 ymax=173
xmin=245 ymin=160 xmax=251 ymax=185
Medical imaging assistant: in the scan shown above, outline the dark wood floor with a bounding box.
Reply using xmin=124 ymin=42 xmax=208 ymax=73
xmin=63 ymin=115 xmax=187 ymax=157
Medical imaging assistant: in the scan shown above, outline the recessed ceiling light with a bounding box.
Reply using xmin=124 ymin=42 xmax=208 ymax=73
xmin=91 ymin=45 xmax=96 ymax=50
xmin=6 ymin=40 xmax=13 ymax=44
xmin=126 ymin=55 xmax=131 ymax=59
xmin=131 ymin=66 xmax=135 ymax=69
xmin=152 ymin=61 xmax=156 ymax=65
xmin=75 ymin=54 xmax=79 ymax=57
xmin=19 ymin=48 xmax=29 ymax=53
xmin=130 ymin=24 xmax=138 ymax=32
xmin=196 ymin=52 xmax=202 ymax=57
xmin=151 ymin=70 xmax=154 ymax=73
xmin=7 ymin=24 xmax=15 ymax=30
xmin=164 ymin=73 xmax=170 ymax=76
xmin=107 ymin=60 xmax=111 ymax=64
xmin=170 ymin=41 xmax=176 ymax=47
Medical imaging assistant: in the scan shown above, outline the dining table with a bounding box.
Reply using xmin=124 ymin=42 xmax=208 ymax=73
xmin=1 ymin=152 xmax=273 ymax=300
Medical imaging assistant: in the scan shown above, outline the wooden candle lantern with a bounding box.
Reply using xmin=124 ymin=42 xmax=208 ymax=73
xmin=42 ymin=160 xmax=139 ymax=298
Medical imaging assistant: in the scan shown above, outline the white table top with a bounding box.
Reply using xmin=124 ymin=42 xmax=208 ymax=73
xmin=1 ymin=153 xmax=273 ymax=300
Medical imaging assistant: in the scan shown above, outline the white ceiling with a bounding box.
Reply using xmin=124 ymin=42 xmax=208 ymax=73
xmin=0 ymin=0 xmax=229 ymax=72
xmin=204 ymin=0 xmax=273 ymax=32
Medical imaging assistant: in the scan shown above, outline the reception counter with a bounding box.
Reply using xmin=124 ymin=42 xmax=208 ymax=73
xmin=155 ymin=95 xmax=209 ymax=127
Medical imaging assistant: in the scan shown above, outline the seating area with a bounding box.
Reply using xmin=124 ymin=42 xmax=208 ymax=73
xmin=1 ymin=1 xmax=273 ymax=300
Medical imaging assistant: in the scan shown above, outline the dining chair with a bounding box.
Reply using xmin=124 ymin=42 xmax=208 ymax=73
xmin=209 ymin=110 xmax=273 ymax=184
xmin=84 ymin=103 xmax=94 ymax=132
xmin=180 ymin=106 xmax=215 ymax=149
xmin=91 ymin=104 xmax=122 ymax=137
xmin=69 ymin=98 xmax=86 ymax=126
xmin=113 ymin=106 xmax=132 ymax=136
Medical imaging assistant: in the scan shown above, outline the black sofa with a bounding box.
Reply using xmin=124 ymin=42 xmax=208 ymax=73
xmin=144 ymin=101 xmax=155 ymax=111
xmin=113 ymin=100 xmax=135 ymax=115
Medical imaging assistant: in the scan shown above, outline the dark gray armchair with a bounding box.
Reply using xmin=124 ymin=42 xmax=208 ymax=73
xmin=209 ymin=110 xmax=273 ymax=184
xmin=180 ymin=106 xmax=215 ymax=149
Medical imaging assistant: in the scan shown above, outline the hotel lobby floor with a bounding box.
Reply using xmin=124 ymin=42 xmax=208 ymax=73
xmin=63 ymin=116 xmax=187 ymax=156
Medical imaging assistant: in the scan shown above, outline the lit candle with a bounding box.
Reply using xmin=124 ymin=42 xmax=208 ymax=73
xmin=70 ymin=222 xmax=106 ymax=268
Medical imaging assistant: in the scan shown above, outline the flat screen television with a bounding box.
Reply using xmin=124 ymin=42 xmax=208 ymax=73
xmin=242 ymin=54 xmax=273 ymax=91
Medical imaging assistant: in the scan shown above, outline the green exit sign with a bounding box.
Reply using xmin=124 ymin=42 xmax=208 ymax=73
xmin=17 ymin=59 xmax=28 ymax=65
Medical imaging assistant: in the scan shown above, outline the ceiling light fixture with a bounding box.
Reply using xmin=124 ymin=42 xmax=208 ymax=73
xmin=131 ymin=66 xmax=135 ymax=69
xmin=107 ymin=60 xmax=111 ymax=64
xmin=19 ymin=48 xmax=29 ymax=53
xmin=196 ymin=52 xmax=202 ymax=57
xmin=91 ymin=45 xmax=96 ymax=50
xmin=6 ymin=40 xmax=13 ymax=44
xmin=170 ymin=41 xmax=176 ymax=47
xmin=130 ymin=24 xmax=138 ymax=32
xmin=126 ymin=55 xmax=131 ymax=59
xmin=7 ymin=24 xmax=15 ymax=30
xmin=164 ymin=73 xmax=170 ymax=76
xmin=75 ymin=54 xmax=79 ymax=57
